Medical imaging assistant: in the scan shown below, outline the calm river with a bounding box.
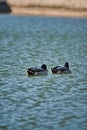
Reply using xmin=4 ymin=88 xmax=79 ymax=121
xmin=0 ymin=14 xmax=87 ymax=130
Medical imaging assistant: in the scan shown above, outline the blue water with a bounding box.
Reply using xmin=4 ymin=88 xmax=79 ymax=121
xmin=0 ymin=14 xmax=87 ymax=130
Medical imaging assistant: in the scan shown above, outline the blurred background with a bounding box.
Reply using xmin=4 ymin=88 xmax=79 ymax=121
xmin=0 ymin=0 xmax=87 ymax=17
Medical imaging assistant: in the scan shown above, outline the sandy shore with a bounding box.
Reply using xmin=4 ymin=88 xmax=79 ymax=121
xmin=10 ymin=6 xmax=87 ymax=17
xmin=3 ymin=0 xmax=87 ymax=17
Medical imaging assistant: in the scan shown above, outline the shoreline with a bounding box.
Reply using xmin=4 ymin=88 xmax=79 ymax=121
xmin=10 ymin=7 xmax=87 ymax=18
xmin=0 ymin=0 xmax=87 ymax=18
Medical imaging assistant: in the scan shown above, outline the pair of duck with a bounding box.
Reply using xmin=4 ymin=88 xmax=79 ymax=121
xmin=26 ymin=62 xmax=71 ymax=76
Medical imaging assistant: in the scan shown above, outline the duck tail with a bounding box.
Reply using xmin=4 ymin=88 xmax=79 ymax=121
xmin=27 ymin=68 xmax=35 ymax=75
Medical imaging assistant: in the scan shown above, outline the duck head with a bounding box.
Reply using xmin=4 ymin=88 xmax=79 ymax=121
xmin=64 ymin=62 xmax=69 ymax=69
xmin=41 ymin=64 xmax=47 ymax=71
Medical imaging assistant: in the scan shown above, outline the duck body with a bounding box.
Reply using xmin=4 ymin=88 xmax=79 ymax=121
xmin=51 ymin=62 xmax=71 ymax=74
xmin=27 ymin=64 xmax=48 ymax=76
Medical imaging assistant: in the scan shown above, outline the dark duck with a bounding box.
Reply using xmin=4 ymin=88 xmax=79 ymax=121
xmin=51 ymin=62 xmax=71 ymax=74
xmin=27 ymin=64 xmax=48 ymax=76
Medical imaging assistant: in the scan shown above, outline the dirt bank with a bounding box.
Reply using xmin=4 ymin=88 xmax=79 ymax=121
xmin=1 ymin=0 xmax=87 ymax=17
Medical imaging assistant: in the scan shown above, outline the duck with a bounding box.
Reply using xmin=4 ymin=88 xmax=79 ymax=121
xmin=26 ymin=64 xmax=48 ymax=76
xmin=51 ymin=62 xmax=71 ymax=74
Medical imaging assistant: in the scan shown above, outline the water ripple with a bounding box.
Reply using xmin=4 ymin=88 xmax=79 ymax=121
xmin=0 ymin=15 xmax=87 ymax=130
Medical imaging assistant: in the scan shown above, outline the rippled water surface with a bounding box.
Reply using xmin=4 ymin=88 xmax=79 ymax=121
xmin=0 ymin=15 xmax=87 ymax=130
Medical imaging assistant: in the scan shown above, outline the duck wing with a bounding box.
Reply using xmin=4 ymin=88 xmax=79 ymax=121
xmin=53 ymin=66 xmax=61 ymax=69
xmin=34 ymin=68 xmax=45 ymax=72
xmin=57 ymin=66 xmax=68 ymax=72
